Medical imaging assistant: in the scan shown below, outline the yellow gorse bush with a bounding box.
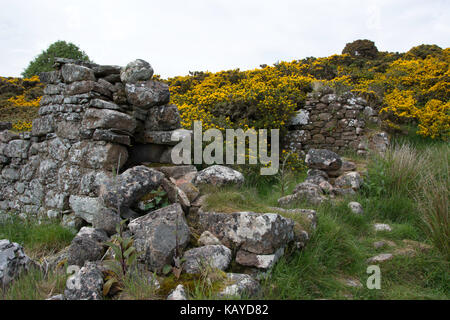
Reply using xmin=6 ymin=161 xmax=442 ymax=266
xmin=168 ymin=64 xmax=314 ymax=133
xmin=1 ymin=45 xmax=448 ymax=139
xmin=12 ymin=120 xmax=33 ymax=132
xmin=0 ymin=75 xmax=43 ymax=131
xmin=7 ymin=94 xmax=41 ymax=108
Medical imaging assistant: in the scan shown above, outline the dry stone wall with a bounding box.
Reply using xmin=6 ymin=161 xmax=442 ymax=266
xmin=283 ymin=89 xmax=379 ymax=155
xmin=0 ymin=58 xmax=184 ymax=221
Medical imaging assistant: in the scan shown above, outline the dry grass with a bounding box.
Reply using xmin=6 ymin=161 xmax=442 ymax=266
xmin=416 ymin=166 xmax=449 ymax=258
xmin=381 ymin=143 xmax=431 ymax=196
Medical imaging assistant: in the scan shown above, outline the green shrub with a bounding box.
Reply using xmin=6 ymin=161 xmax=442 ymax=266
xmin=342 ymin=39 xmax=379 ymax=59
xmin=22 ymin=40 xmax=91 ymax=78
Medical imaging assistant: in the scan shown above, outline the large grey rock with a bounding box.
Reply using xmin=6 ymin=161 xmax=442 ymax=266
xmin=82 ymin=108 xmax=136 ymax=133
xmin=194 ymin=165 xmax=244 ymax=187
xmin=93 ymin=65 xmax=121 ymax=77
xmin=68 ymin=141 xmax=128 ymax=170
xmin=128 ymin=204 xmax=190 ymax=272
xmin=219 ymin=273 xmax=260 ymax=298
xmin=145 ymin=104 xmax=181 ymax=131
xmin=120 ymin=59 xmax=154 ymax=84
xmin=65 ymin=261 xmax=104 ymax=300
xmin=91 ymin=207 xmax=121 ymax=236
xmin=305 ymin=149 xmax=342 ymax=171
xmin=69 ymin=195 xmax=103 ymax=224
xmin=182 ymin=245 xmax=232 ymax=274
xmin=100 ymin=166 xmax=164 ymax=214
xmin=0 ymin=239 xmax=33 ymax=287
xmin=125 ymin=81 xmax=170 ymax=109
xmin=61 ymin=64 xmax=95 ymax=83
xmin=3 ymin=139 xmax=30 ymax=158
xmin=197 ymin=211 xmax=294 ymax=254
xmin=66 ymin=80 xmax=111 ymax=97
xmin=67 ymin=227 xmax=108 ymax=267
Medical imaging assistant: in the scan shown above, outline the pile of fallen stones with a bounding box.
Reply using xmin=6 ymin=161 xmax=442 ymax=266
xmin=1 ymin=162 xmax=317 ymax=300
xmin=278 ymin=148 xmax=366 ymax=206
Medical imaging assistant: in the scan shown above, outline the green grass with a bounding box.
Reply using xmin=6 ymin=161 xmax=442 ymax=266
xmin=0 ymin=267 xmax=67 ymax=300
xmin=0 ymin=214 xmax=75 ymax=259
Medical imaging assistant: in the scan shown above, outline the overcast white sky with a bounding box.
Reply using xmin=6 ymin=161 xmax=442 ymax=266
xmin=1 ymin=0 xmax=449 ymax=78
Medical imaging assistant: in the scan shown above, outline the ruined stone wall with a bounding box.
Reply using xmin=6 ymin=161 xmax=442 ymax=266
xmin=0 ymin=60 xmax=381 ymax=224
xmin=0 ymin=58 xmax=185 ymax=223
xmin=283 ymin=90 xmax=379 ymax=156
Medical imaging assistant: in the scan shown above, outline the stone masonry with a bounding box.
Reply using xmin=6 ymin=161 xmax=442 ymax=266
xmin=283 ymin=89 xmax=379 ymax=155
xmin=0 ymin=58 xmax=185 ymax=221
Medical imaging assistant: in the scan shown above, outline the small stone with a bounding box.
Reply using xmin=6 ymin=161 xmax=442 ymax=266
xmin=235 ymin=247 xmax=284 ymax=269
xmin=46 ymin=294 xmax=65 ymax=300
xmin=373 ymin=240 xmax=396 ymax=249
xmin=219 ymin=273 xmax=260 ymax=298
xmin=198 ymin=231 xmax=222 ymax=246
xmin=374 ymin=223 xmax=392 ymax=232
xmin=366 ymin=253 xmax=393 ymax=264
xmin=339 ymin=277 xmax=363 ymax=288
xmin=348 ymin=202 xmax=363 ymax=214
xmin=194 ymin=165 xmax=244 ymax=187
xmin=167 ymin=284 xmax=187 ymax=300
xmin=182 ymin=245 xmax=232 ymax=274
